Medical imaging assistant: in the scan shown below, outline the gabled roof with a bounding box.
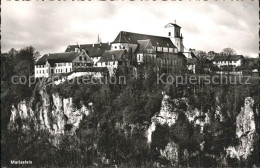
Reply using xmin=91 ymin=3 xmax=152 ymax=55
xmin=137 ymin=39 xmax=154 ymax=53
xmin=35 ymin=54 xmax=48 ymax=65
xmin=65 ymin=42 xmax=111 ymax=57
xmin=36 ymin=52 xmax=93 ymax=65
xmin=112 ymin=31 xmax=177 ymax=48
xmin=47 ymin=52 xmax=82 ymax=63
xmin=98 ymin=49 xmax=126 ymax=63
xmin=213 ymin=55 xmax=244 ymax=61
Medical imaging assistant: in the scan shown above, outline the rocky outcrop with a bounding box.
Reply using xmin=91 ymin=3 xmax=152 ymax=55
xmin=9 ymin=87 xmax=89 ymax=134
xmin=226 ymin=97 xmax=257 ymax=160
xmin=147 ymin=92 xmax=211 ymax=166
xmin=147 ymin=92 xmax=209 ymax=143
xmin=160 ymin=141 xmax=179 ymax=166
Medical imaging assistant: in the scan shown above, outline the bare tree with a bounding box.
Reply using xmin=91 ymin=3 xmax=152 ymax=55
xmin=194 ymin=50 xmax=208 ymax=63
xmin=220 ymin=48 xmax=236 ymax=56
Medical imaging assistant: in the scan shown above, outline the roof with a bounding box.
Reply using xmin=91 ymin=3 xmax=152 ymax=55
xmin=98 ymin=49 xmax=126 ymax=63
xmin=213 ymin=55 xmax=244 ymax=61
xmin=165 ymin=23 xmax=181 ymax=28
xmin=137 ymin=39 xmax=154 ymax=53
xmin=65 ymin=42 xmax=111 ymax=57
xmin=112 ymin=31 xmax=177 ymax=48
xmin=186 ymin=58 xmax=198 ymax=65
xmin=36 ymin=52 xmax=93 ymax=65
xmin=35 ymin=54 xmax=48 ymax=65
xmin=47 ymin=52 xmax=82 ymax=63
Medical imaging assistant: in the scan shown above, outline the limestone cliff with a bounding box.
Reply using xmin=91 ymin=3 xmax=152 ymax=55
xmin=9 ymin=86 xmax=89 ymax=134
xmin=226 ymin=97 xmax=257 ymax=161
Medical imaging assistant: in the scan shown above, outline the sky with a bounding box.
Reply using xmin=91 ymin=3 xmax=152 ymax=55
xmin=2 ymin=0 xmax=259 ymax=57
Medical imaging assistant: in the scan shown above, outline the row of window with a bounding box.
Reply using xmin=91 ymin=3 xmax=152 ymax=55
xmin=74 ymin=62 xmax=91 ymax=66
xmin=215 ymin=60 xmax=237 ymax=64
xmin=100 ymin=61 xmax=117 ymax=66
xmin=79 ymin=56 xmax=88 ymax=61
xmin=114 ymin=46 xmax=126 ymax=49
xmin=36 ymin=65 xmax=45 ymax=68
xmin=56 ymin=63 xmax=72 ymax=67
xmin=36 ymin=68 xmax=72 ymax=74
xmin=152 ymin=46 xmax=175 ymax=53
xmin=55 ymin=68 xmax=72 ymax=73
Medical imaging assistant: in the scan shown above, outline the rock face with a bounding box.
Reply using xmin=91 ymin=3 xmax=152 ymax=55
xmin=160 ymin=141 xmax=179 ymax=166
xmin=147 ymin=93 xmax=209 ymax=143
xmin=147 ymin=92 xmax=210 ymax=165
xmin=148 ymin=93 xmax=258 ymax=165
xmin=9 ymin=87 xmax=89 ymax=134
xmin=226 ymin=97 xmax=256 ymax=160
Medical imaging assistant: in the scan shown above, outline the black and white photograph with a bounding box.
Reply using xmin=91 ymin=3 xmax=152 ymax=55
xmin=1 ymin=0 xmax=259 ymax=167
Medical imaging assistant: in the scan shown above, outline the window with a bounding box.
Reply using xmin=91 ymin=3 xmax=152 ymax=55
xmin=168 ymin=32 xmax=171 ymax=36
xmin=138 ymin=55 xmax=140 ymax=60
xmin=115 ymin=46 xmax=117 ymax=49
xmin=70 ymin=68 xmax=72 ymax=72
xmin=79 ymin=56 xmax=82 ymax=61
xmin=84 ymin=57 xmax=87 ymax=61
xmin=66 ymin=68 xmax=67 ymax=73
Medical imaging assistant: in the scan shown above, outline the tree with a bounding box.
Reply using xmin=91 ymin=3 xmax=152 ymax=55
xmin=194 ymin=50 xmax=208 ymax=63
xmin=220 ymin=48 xmax=236 ymax=56
xmin=207 ymin=51 xmax=216 ymax=60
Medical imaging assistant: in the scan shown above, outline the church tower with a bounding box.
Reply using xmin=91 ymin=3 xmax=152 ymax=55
xmin=165 ymin=22 xmax=184 ymax=53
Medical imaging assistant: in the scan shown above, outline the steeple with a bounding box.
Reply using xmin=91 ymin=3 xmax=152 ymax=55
xmin=165 ymin=21 xmax=184 ymax=52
